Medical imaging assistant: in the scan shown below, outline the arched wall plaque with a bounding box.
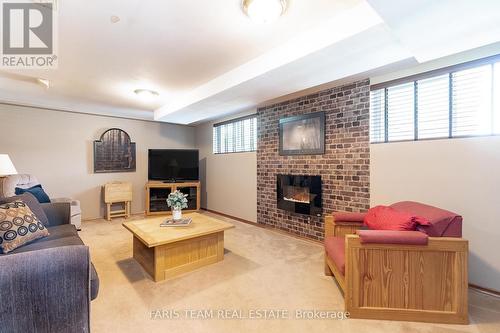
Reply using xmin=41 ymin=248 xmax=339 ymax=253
xmin=93 ymin=128 xmax=136 ymax=173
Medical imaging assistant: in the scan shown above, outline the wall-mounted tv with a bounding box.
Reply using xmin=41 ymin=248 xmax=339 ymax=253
xmin=148 ymin=149 xmax=199 ymax=182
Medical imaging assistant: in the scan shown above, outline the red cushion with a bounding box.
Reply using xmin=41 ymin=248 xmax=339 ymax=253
xmin=357 ymin=230 xmax=428 ymax=245
xmin=390 ymin=201 xmax=462 ymax=237
xmin=324 ymin=236 xmax=345 ymax=275
xmin=333 ymin=212 xmax=366 ymax=223
xmin=364 ymin=205 xmax=430 ymax=231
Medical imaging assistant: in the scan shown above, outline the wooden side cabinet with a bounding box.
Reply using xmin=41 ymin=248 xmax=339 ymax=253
xmin=145 ymin=181 xmax=200 ymax=216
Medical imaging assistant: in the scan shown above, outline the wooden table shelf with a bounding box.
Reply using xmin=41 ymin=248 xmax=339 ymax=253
xmin=145 ymin=181 xmax=200 ymax=216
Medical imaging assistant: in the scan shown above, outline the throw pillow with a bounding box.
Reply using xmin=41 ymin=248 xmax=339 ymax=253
xmin=0 ymin=200 xmax=49 ymax=253
xmin=15 ymin=184 xmax=51 ymax=203
xmin=0 ymin=193 xmax=49 ymax=226
xmin=364 ymin=205 xmax=430 ymax=231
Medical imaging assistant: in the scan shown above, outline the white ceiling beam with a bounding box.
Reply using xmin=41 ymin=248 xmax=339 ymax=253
xmin=154 ymin=2 xmax=384 ymax=122
xmin=366 ymin=0 xmax=500 ymax=62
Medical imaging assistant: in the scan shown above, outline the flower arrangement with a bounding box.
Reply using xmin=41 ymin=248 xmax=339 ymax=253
xmin=166 ymin=190 xmax=188 ymax=210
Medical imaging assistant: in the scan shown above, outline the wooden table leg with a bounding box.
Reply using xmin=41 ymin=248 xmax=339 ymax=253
xmin=106 ymin=203 xmax=111 ymax=221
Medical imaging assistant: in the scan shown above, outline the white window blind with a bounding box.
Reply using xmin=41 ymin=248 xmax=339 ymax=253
xmin=213 ymin=116 xmax=257 ymax=154
xmin=417 ymin=74 xmax=450 ymax=139
xmin=370 ymin=57 xmax=500 ymax=143
xmin=495 ymin=62 xmax=500 ymax=134
xmin=369 ymin=89 xmax=385 ymax=143
xmin=452 ymin=65 xmax=492 ymax=136
xmin=387 ymin=82 xmax=414 ymax=141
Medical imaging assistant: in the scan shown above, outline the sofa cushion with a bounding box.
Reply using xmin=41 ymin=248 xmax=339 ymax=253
xmin=4 ymin=224 xmax=80 ymax=254
xmin=6 ymin=234 xmax=84 ymax=254
xmin=0 ymin=200 xmax=50 ymax=253
xmin=364 ymin=205 xmax=430 ymax=231
xmin=324 ymin=236 xmax=345 ymax=275
xmin=15 ymin=184 xmax=51 ymax=203
xmin=41 ymin=203 xmax=71 ymax=227
xmin=390 ymin=201 xmax=463 ymax=237
xmin=0 ymin=192 xmax=49 ymax=226
xmin=43 ymin=224 xmax=79 ymax=240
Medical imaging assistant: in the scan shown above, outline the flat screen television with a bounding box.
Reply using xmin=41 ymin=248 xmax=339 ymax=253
xmin=148 ymin=149 xmax=199 ymax=182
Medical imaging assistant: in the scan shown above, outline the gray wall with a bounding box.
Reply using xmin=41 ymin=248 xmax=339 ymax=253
xmin=0 ymin=104 xmax=196 ymax=220
xmin=195 ymin=110 xmax=257 ymax=222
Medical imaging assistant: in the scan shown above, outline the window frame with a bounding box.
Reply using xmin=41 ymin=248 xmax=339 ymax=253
xmin=212 ymin=114 xmax=258 ymax=154
xmin=370 ymin=53 xmax=500 ymax=144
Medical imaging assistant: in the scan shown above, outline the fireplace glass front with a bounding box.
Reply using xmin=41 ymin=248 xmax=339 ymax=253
xmin=277 ymin=174 xmax=322 ymax=216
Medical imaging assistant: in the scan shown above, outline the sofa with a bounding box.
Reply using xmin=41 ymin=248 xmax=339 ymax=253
xmin=324 ymin=201 xmax=468 ymax=324
xmin=0 ymin=193 xmax=98 ymax=333
xmin=0 ymin=174 xmax=82 ymax=229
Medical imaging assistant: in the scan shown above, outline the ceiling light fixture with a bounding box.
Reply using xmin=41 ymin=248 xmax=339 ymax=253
xmin=134 ymin=89 xmax=159 ymax=101
xmin=110 ymin=15 xmax=120 ymax=23
xmin=242 ymin=0 xmax=287 ymax=23
xmin=37 ymin=78 xmax=50 ymax=88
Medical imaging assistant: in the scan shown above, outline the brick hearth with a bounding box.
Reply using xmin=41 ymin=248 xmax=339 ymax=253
xmin=257 ymin=79 xmax=370 ymax=240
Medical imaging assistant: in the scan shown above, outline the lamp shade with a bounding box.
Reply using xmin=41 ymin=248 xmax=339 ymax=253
xmin=0 ymin=154 xmax=17 ymax=176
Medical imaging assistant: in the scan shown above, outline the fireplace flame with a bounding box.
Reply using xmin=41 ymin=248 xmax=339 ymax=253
xmin=283 ymin=189 xmax=310 ymax=204
xmin=283 ymin=197 xmax=310 ymax=204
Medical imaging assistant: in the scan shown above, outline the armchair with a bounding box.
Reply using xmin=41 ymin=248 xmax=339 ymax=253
xmin=0 ymin=174 xmax=82 ymax=229
xmin=324 ymin=201 xmax=468 ymax=324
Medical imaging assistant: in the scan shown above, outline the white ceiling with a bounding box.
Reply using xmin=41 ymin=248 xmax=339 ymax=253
xmin=1 ymin=0 xmax=500 ymax=124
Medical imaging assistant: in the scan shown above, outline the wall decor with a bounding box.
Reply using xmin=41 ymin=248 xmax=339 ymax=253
xmin=279 ymin=111 xmax=325 ymax=155
xmin=94 ymin=128 xmax=136 ymax=173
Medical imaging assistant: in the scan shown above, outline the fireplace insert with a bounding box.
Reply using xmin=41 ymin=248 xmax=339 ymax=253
xmin=277 ymin=174 xmax=322 ymax=216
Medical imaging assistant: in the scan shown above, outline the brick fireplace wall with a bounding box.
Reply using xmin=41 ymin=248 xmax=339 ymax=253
xmin=256 ymin=79 xmax=370 ymax=240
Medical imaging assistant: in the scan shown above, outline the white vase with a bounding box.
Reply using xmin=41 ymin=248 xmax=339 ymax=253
xmin=172 ymin=208 xmax=182 ymax=220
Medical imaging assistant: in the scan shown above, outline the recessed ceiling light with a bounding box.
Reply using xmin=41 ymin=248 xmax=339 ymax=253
xmin=110 ymin=15 xmax=120 ymax=23
xmin=134 ymin=89 xmax=159 ymax=101
xmin=37 ymin=78 xmax=50 ymax=88
xmin=242 ymin=0 xmax=287 ymax=23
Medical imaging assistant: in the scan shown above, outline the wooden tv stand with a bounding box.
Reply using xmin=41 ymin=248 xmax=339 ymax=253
xmin=145 ymin=181 xmax=201 ymax=216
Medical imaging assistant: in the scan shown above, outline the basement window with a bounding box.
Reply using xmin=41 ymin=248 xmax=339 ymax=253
xmin=370 ymin=55 xmax=500 ymax=143
xmin=213 ymin=115 xmax=257 ymax=154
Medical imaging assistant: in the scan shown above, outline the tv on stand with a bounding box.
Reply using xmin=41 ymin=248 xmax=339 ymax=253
xmin=148 ymin=149 xmax=199 ymax=183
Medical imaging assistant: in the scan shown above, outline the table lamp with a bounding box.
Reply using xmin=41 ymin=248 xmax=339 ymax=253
xmin=0 ymin=154 xmax=17 ymax=177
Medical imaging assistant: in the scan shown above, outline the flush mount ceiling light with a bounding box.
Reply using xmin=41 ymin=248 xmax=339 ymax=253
xmin=110 ymin=15 xmax=120 ymax=23
xmin=134 ymin=89 xmax=159 ymax=101
xmin=37 ymin=78 xmax=50 ymax=89
xmin=242 ymin=0 xmax=287 ymax=23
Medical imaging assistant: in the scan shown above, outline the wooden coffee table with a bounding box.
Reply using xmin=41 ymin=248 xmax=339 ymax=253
xmin=122 ymin=213 xmax=234 ymax=282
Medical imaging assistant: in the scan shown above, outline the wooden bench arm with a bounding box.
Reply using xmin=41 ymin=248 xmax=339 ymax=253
xmin=325 ymin=215 xmax=363 ymax=238
xmin=345 ymin=234 xmax=468 ymax=251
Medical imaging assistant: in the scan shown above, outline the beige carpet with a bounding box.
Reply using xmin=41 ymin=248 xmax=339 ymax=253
xmin=79 ymin=211 xmax=500 ymax=333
